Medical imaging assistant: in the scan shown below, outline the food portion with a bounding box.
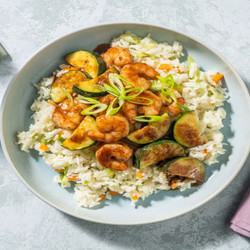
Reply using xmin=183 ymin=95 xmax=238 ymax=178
xmin=161 ymin=157 xmax=206 ymax=189
xmin=134 ymin=140 xmax=185 ymax=169
xmin=17 ymin=32 xmax=227 ymax=208
xmin=65 ymin=50 xmax=106 ymax=78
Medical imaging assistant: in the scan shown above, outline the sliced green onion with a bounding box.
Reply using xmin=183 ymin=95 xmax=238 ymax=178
xmin=103 ymin=83 xmax=120 ymax=96
xmin=109 ymin=73 xmax=125 ymax=93
xmin=176 ymin=103 xmax=191 ymax=112
xmin=119 ymin=33 xmax=141 ymax=44
xmin=105 ymin=168 xmax=116 ymax=176
xmin=150 ymin=80 xmax=162 ymax=91
xmin=75 ymin=96 xmax=100 ymax=104
xmin=131 ymin=51 xmax=149 ymax=58
xmin=208 ymin=87 xmax=224 ymax=100
xmin=170 ymin=91 xmax=177 ymax=103
xmin=59 ymin=136 xmax=66 ymax=143
xmin=173 ymin=82 xmax=183 ymax=92
xmin=123 ymin=87 xmax=144 ymax=97
xmin=116 ymin=74 xmax=137 ymax=87
xmin=81 ymin=103 xmax=107 ymax=115
xmin=106 ymin=98 xmax=124 ymax=116
xmin=150 ymin=55 xmax=158 ymax=60
xmin=62 ymin=88 xmax=73 ymax=105
xmin=188 ymin=56 xmax=200 ymax=81
xmin=84 ymin=180 xmax=89 ymax=185
xmin=64 ymin=164 xmax=71 ymax=174
xmin=159 ymin=92 xmax=172 ymax=103
xmin=133 ymin=115 xmax=163 ymax=123
xmin=61 ymin=176 xmax=68 ymax=187
xmin=32 ymin=133 xmax=38 ymax=139
xmin=127 ymin=97 xmax=154 ymax=105
xmin=61 ymin=164 xmax=70 ymax=187
xmin=41 ymin=136 xmax=54 ymax=144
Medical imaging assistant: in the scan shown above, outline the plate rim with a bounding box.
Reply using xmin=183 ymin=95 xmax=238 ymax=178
xmin=1 ymin=22 xmax=250 ymax=225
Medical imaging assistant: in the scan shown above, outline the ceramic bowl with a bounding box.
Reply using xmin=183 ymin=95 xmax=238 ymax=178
xmin=1 ymin=23 xmax=250 ymax=225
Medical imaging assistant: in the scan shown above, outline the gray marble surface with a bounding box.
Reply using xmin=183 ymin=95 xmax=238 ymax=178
xmin=0 ymin=0 xmax=250 ymax=249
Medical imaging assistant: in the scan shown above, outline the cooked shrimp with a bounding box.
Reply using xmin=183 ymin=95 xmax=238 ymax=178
xmin=102 ymin=47 xmax=133 ymax=69
xmin=94 ymin=94 xmax=117 ymax=117
xmin=160 ymin=97 xmax=185 ymax=120
xmin=96 ymin=143 xmax=133 ymax=171
xmin=87 ymin=115 xmax=129 ymax=142
xmin=120 ymin=63 xmax=159 ymax=90
xmin=52 ymin=99 xmax=89 ymax=130
xmin=122 ymin=91 xmax=162 ymax=123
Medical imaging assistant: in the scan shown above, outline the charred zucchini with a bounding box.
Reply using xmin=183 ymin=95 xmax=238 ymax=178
xmin=72 ymin=67 xmax=117 ymax=97
xmin=51 ymin=70 xmax=87 ymax=103
xmin=127 ymin=113 xmax=171 ymax=144
xmin=161 ymin=157 xmax=205 ymax=188
xmin=134 ymin=140 xmax=185 ymax=169
xmin=65 ymin=50 xmax=106 ymax=78
xmin=62 ymin=116 xmax=96 ymax=150
xmin=173 ymin=111 xmax=203 ymax=148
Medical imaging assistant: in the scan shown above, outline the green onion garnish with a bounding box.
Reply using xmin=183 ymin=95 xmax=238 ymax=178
xmin=62 ymin=88 xmax=73 ymax=105
xmin=105 ymin=168 xmax=116 ymax=176
xmin=119 ymin=33 xmax=141 ymax=44
xmin=176 ymin=103 xmax=191 ymax=112
xmin=109 ymin=73 xmax=125 ymax=93
xmin=75 ymin=96 xmax=100 ymax=104
xmin=81 ymin=103 xmax=107 ymax=115
xmin=127 ymin=97 xmax=154 ymax=105
xmin=133 ymin=115 xmax=163 ymax=123
xmin=103 ymin=83 xmax=120 ymax=96
xmin=59 ymin=136 xmax=66 ymax=143
xmin=188 ymin=56 xmax=200 ymax=81
xmin=106 ymin=98 xmax=124 ymax=116
xmin=116 ymin=74 xmax=137 ymax=87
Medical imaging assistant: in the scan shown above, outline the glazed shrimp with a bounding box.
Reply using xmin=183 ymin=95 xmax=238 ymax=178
xmin=160 ymin=97 xmax=185 ymax=120
xmin=120 ymin=63 xmax=159 ymax=90
xmin=52 ymin=99 xmax=89 ymax=130
xmin=102 ymin=47 xmax=133 ymax=69
xmin=96 ymin=143 xmax=133 ymax=171
xmin=122 ymin=91 xmax=162 ymax=123
xmin=87 ymin=115 xmax=130 ymax=142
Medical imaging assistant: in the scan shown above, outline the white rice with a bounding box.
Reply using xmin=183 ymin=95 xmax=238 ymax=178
xmin=17 ymin=33 xmax=228 ymax=208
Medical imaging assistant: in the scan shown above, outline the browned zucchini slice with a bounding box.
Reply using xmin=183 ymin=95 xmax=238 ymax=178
xmin=173 ymin=111 xmax=203 ymax=147
xmin=51 ymin=70 xmax=87 ymax=103
xmin=134 ymin=140 xmax=185 ymax=169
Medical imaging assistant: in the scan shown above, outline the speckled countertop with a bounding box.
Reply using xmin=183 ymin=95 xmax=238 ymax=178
xmin=0 ymin=0 xmax=250 ymax=249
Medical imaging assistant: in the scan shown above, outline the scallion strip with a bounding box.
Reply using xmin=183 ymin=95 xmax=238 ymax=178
xmin=133 ymin=115 xmax=163 ymax=123
xmin=103 ymin=83 xmax=120 ymax=96
xmin=62 ymin=88 xmax=73 ymax=105
xmin=81 ymin=103 xmax=107 ymax=115
xmin=176 ymin=103 xmax=191 ymax=112
xmin=75 ymin=96 xmax=100 ymax=104
xmin=116 ymin=74 xmax=137 ymax=87
xmin=127 ymin=97 xmax=154 ymax=105
xmin=106 ymin=98 xmax=124 ymax=116
xmin=109 ymin=73 xmax=125 ymax=93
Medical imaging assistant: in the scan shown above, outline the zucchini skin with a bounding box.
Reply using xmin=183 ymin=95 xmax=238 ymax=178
xmin=134 ymin=140 xmax=185 ymax=169
xmin=173 ymin=111 xmax=203 ymax=148
xmin=72 ymin=85 xmax=106 ymax=97
xmin=127 ymin=113 xmax=171 ymax=144
xmin=65 ymin=50 xmax=106 ymax=78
